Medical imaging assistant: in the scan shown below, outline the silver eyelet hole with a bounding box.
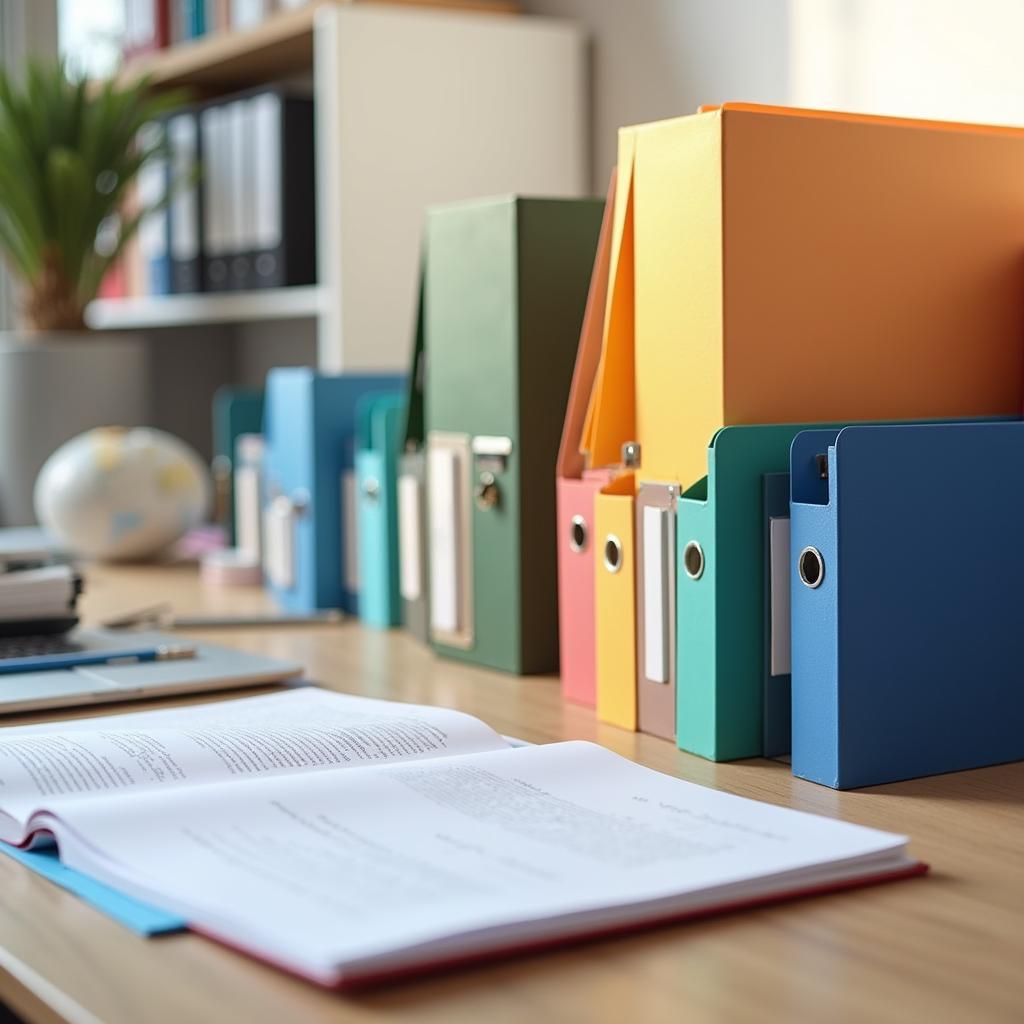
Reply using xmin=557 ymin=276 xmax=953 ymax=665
xmin=569 ymin=515 xmax=587 ymax=553
xmin=683 ymin=540 xmax=704 ymax=580
xmin=603 ymin=534 xmax=623 ymax=574
xmin=798 ymin=546 xmax=825 ymax=589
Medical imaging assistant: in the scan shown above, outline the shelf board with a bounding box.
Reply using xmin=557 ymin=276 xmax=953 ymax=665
xmin=120 ymin=3 xmax=325 ymax=92
xmin=119 ymin=0 xmax=520 ymax=94
xmin=85 ymin=286 xmax=325 ymax=330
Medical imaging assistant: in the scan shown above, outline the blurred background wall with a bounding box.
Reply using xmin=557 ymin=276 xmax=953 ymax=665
xmin=523 ymin=0 xmax=1024 ymax=187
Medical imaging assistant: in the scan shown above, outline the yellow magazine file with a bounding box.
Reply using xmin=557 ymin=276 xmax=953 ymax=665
xmin=587 ymin=130 xmax=639 ymax=731
xmin=595 ymin=473 xmax=638 ymax=731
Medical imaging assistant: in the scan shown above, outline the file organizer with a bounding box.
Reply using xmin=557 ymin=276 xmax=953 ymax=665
xmin=262 ymin=368 xmax=402 ymax=614
xmin=397 ymin=277 xmax=429 ymax=642
xmin=212 ymin=387 xmax=264 ymax=548
xmin=167 ymin=106 xmax=203 ymax=294
xmin=556 ymin=173 xmax=616 ymax=706
xmin=761 ymin=472 xmax=792 ymax=759
xmin=595 ymin=473 xmax=638 ymax=730
xmin=246 ymin=88 xmax=316 ymax=289
xmin=391 ymin=272 xmax=423 ymax=638
xmin=424 ymin=196 xmax=603 ymax=674
xmin=680 ymin=417 xmax=1003 ymax=762
xmin=676 ymin=424 xmax=840 ymax=761
xmin=199 ymin=90 xmax=314 ymax=292
xmin=609 ymin=103 xmax=1024 ymax=740
xmin=790 ymin=421 xmax=1024 ymax=789
xmin=621 ymin=103 xmax=1024 ymax=493
xmin=355 ymin=392 xmax=405 ymax=629
xmin=137 ymin=120 xmax=170 ymax=296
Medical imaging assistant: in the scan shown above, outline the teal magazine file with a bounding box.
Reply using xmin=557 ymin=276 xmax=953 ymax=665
xmin=356 ymin=392 xmax=406 ymax=628
xmin=212 ymin=387 xmax=264 ymax=546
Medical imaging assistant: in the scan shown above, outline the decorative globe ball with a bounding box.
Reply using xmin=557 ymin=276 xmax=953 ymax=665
xmin=34 ymin=427 xmax=210 ymax=561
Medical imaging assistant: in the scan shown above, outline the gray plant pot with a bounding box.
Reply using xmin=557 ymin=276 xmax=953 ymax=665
xmin=0 ymin=332 xmax=149 ymax=526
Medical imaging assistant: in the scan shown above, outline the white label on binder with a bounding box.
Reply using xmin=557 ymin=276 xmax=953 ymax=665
xmin=253 ymin=92 xmax=282 ymax=251
xmin=264 ymin=495 xmax=295 ymax=590
xmin=643 ymin=505 xmax=671 ymax=684
xmin=168 ymin=114 xmax=199 ymax=261
xmin=342 ymin=471 xmax=360 ymax=592
xmin=235 ymin=466 xmax=262 ymax=563
xmin=199 ymin=108 xmax=221 ymax=257
xmin=428 ymin=447 xmax=460 ymax=634
xmin=136 ymin=124 xmax=167 ymax=262
xmin=398 ymin=473 xmax=422 ymax=602
xmin=770 ymin=516 xmax=792 ymax=676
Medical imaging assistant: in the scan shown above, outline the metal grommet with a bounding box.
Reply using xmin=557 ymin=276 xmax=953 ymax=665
xmin=683 ymin=540 xmax=704 ymax=580
xmin=798 ymin=546 xmax=825 ymax=589
xmin=603 ymin=534 xmax=623 ymax=573
xmin=474 ymin=471 xmax=500 ymax=510
xmin=569 ymin=515 xmax=587 ymax=553
xmin=361 ymin=477 xmax=381 ymax=503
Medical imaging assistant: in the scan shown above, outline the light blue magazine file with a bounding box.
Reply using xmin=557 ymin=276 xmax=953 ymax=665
xmin=355 ymin=392 xmax=405 ymax=628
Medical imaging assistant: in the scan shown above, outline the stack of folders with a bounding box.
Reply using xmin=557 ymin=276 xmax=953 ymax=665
xmin=111 ymin=87 xmax=315 ymax=300
xmin=556 ymin=101 xmax=1024 ymax=790
xmin=0 ymin=563 xmax=81 ymax=635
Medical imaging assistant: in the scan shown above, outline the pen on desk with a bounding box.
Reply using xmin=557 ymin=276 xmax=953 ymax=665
xmin=100 ymin=606 xmax=345 ymax=630
xmin=167 ymin=611 xmax=344 ymax=629
xmin=0 ymin=644 xmax=197 ymax=676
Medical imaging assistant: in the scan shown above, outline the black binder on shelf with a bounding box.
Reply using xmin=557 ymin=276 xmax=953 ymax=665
xmin=199 ymin=99 xmax=231 ymax=292
xmin=167 ymin=105 xmax=204 ymax=294
xmin=249 ymin=88 xmax=316 ymax=289
xmin=199 ymin=88 xmax=315 ymax=293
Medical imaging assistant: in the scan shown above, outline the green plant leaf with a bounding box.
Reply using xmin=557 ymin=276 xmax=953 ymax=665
xmin=0 ymin=58 xmax=192 ymax=325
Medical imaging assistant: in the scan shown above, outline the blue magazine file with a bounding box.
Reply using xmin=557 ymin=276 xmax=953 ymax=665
xmin=790 ymin=420 xmax=1024 ymax=789
xmin=263 ymin=369 xmax=404 ymax=614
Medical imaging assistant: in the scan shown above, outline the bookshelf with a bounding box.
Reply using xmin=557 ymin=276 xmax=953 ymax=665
xmin=118 ymin=2 xmax=325 ymax=93
xmin=116 ymin=1 xmax=519 ymax=93
xmin=90 ymin=2 xmax=585 ymax=372
xmin=86 ymin=286 xmax=325 ymax=330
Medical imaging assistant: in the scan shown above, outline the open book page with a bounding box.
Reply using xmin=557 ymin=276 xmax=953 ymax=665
xmin=0 ymin=689 xmax=509 ymax=844
xmin=39 ymin=741 xmax=912 ymax=986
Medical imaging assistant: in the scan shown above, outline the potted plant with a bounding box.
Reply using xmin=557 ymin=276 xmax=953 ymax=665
xmin=0 ymin=60 xmax=185 ymax=525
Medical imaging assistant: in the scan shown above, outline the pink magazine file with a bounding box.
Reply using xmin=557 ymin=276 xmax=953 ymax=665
xmin=556 ymin=172 xmax=616 ymax=706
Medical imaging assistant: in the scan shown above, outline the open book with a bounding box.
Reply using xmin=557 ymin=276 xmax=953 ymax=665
xmin=0 ymin=688 xmax=923 ymax=988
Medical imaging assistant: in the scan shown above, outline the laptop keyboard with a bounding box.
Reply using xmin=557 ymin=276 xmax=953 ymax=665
xmin=0 ymin=635 xmax=84 ymax=660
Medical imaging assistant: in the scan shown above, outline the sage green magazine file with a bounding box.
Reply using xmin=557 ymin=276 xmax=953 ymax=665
xmin=424 ymin=196 xmax=603 ymax=674
xmin=398 ymin=272 xmax=429 ymax=642
xmin=676 ymin=423 xmax=841 ymax=762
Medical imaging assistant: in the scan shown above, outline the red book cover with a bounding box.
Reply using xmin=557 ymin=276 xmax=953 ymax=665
xmin=123 ymin=0 xmax=171 ymax=62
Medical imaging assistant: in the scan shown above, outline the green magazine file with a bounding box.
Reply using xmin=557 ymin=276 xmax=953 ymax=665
xmin=676 ymin=423 xmax=842 ymax=762
xmin=424 ymin=196 xmax=604 ymax=674
xmin=398 ymin=271 xmax=430 ymax=643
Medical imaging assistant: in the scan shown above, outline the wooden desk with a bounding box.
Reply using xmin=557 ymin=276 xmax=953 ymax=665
xmin=0 ymin=564 xmax=1021 ymax=1024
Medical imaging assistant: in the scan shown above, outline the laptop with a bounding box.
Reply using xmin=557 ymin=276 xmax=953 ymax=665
xmin=0 ymin=629 xmax=303 ymax=714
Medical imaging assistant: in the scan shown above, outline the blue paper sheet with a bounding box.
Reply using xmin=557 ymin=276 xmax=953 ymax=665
xmin=0 ymin=842 xmax=186 ymax=936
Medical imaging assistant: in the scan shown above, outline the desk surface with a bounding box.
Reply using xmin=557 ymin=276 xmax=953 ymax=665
xmin=0 ymin=564 xmax=1021 ymax=1024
